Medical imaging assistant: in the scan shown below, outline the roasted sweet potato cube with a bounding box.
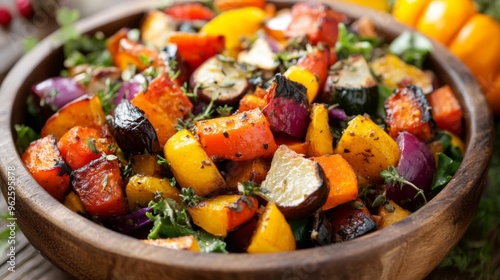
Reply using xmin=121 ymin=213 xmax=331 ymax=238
xmin=72 ymin=156 xmax=128 ymax=220
xmin=328 ymin=200 xmax=377 ymax=242
xmin=284 ymin=2 xmax=346 ymax=47
xmin=385 ymin=84 xmax=436 ymax=141
xmin=40 ymin=95 xmax=106 ymax=141
xmin=22 ymin=134 xmax=70 ymax=202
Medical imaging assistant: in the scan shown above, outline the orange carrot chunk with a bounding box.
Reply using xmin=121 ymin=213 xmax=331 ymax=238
xmin=312 ymin=154 xmax=358 ymax=211
xmin=22 ymin=134 xmax=70 ymax=202
xmin=57 ymin=126 xmax=116 ymax=170
xmin=427 ymin=85 xmax=463 ymax=136
xmin=195 ymin=108 xmax=278 ymax=161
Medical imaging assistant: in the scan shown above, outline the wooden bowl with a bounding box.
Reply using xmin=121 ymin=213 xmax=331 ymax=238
xmin=0 ymin=1 xmax=494 ymax=279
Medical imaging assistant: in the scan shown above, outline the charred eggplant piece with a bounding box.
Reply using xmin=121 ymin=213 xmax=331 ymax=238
xmin=263 ymin=74 xmax=309 ymax=139
xmin=108 ymin=99 xmax=160 ymax=155
xmin=385 ymin=84 xmax=436 ymax=141
xmin=324 ymin=54 xmax=378 ymax=116
xmin=328 ymin=200 xmax=377 ymax=242
xmin=260 ymin=145 xmax=328 ymax=220
xmin=310 ymin=212 xmax=333 ymax=246
xmin=191 ymin=55 xmax=249 ymax=105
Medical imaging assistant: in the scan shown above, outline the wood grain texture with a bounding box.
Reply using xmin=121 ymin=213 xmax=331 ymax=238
xmin=0 ymin=0 xmax=494 ymax=279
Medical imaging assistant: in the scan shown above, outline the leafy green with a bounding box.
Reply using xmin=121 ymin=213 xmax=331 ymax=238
xmin=63 ymin=32 xmax=113 ymax=69
xmin=54 ymin=7 xmax=80 ymax=44
xmin=146 ymin=198 xmax=227 ymax=253
xmin=96 ymin=79 xmax=122 ymax=114
xmin=439 ymin=121 xmax=500 ymax=278
xmin=389 ymin=31 xmax=433 ymax=69
xmin=474 ymin=0 xmax=500 ymax=22
xmin=14 ymin=124 xmax=39 ymax=154
xmin=335 ymin=23 xmax=373 ymax=60
xmin=22 ymin=37 xmax=39 ymax=53
xmin=430 ymin=153 xmax=461 ymax=196
xmin=180 ymin=187 xmax=202 ymax=207
xmin=434 ymin=131 xmax=463 ymax=161
xmin=376 ymin=82 xmax=393 ymax=118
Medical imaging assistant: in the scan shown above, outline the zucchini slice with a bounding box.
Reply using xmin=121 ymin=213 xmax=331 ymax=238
xmin=324 ymin=54 xmax=378 ymax=116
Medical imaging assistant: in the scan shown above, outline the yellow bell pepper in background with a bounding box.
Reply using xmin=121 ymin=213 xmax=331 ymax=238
xmin=393 ymin=0 xmax=500 ymax=116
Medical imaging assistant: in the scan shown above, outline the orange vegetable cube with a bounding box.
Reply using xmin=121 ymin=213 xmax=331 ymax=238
xmin=57 ymin=126 xmax=116 ymax=170
xmin=385 ymin=85 xmax=436 ymax=141
xmin=41 ymin=95 xmax=106 ymax=141
xmin=378 ymin=200 xmax=411 ymax=229
xmin=72 ymin=157 xmax=128 ymax=220
xmin=22 ymin=135 xmax=70 ymax=202
xmin=225 ymin=158 xmax=271 ymax=189
xmin=195 ymin=108 xmax=278 ymax=161
xmin=427 ymin=85 xmax=463 ymax=136
xmin=188 ymin=195 xmax=258 ymax=237
xmin=312 ymin=154 xmax=358 ymax=211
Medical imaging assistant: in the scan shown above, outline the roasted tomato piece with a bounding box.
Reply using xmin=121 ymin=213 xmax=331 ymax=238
xmin=57 ymin=126 xmax=116 ymax=170
xmin=22 ymin=134 xmax=70 ymax=202
xmin=164 ymin=3 xmax=215 ymax=21
xmin=167 ymin=32 xmax=225 ymax=71
xmin=72 ymin=156 xmax=128 ymax=220
xmin=385 ymin=84 xmax=436 ymax=141
xmin=285 ymin=2 xmax=346 ymax=47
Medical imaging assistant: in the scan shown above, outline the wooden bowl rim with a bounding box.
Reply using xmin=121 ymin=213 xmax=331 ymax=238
xmin=0 ymin=0 xmax=494 ymax=275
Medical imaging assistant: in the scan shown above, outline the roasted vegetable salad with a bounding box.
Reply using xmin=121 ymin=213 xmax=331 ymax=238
xmin=18 ymin=1 xmax=465 ymax=253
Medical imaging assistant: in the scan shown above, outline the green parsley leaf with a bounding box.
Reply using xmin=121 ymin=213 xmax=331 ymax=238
xmin=146 ymin=198 xmax=227 ymax=253
xmin=14 ymin=124 xmax=39 ymax=154
xmin=430 ymin=153 xmax=460 ymax=196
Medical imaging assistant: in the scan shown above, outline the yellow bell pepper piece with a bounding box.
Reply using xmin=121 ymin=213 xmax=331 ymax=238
xmin=378 ymin=200 xmax=411 ymax=229
xmin=247 ymin=203 xmax=296 ymax=253
xmin=200 ymin=7 xmax=267 ymax=57
xmin=337 ymin=115 xmax=400 ymax=185
xmin=338 ymin=0 xmax=389 ymax=11
xmin=126 ymin=175 xmax=181 ymax=211
xmin=305 ymin=104 xmax=334 ymax=157
xmin=284 ymin=65 xmax=319 ymax=103
xmin=63 ymin=192 xmax=86 ymax=214
xmin=188 ymin=195 xmax=258 ymax=237
xmin=164 ymin=129 xmax=226 ymax=197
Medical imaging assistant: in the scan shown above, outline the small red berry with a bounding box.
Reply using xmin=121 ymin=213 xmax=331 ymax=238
xmin=0 ymin=6 xmax=12 ymax=27
xmin=16 ymin=0 xmax=33 ymax=18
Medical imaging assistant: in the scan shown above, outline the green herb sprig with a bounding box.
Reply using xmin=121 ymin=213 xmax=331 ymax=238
xmin=380 ymin=166 xmax=427 ymax=204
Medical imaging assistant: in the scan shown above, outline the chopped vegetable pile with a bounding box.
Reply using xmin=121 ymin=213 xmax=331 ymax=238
xmin=17 ymin=1 xmax=464 ymax=253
